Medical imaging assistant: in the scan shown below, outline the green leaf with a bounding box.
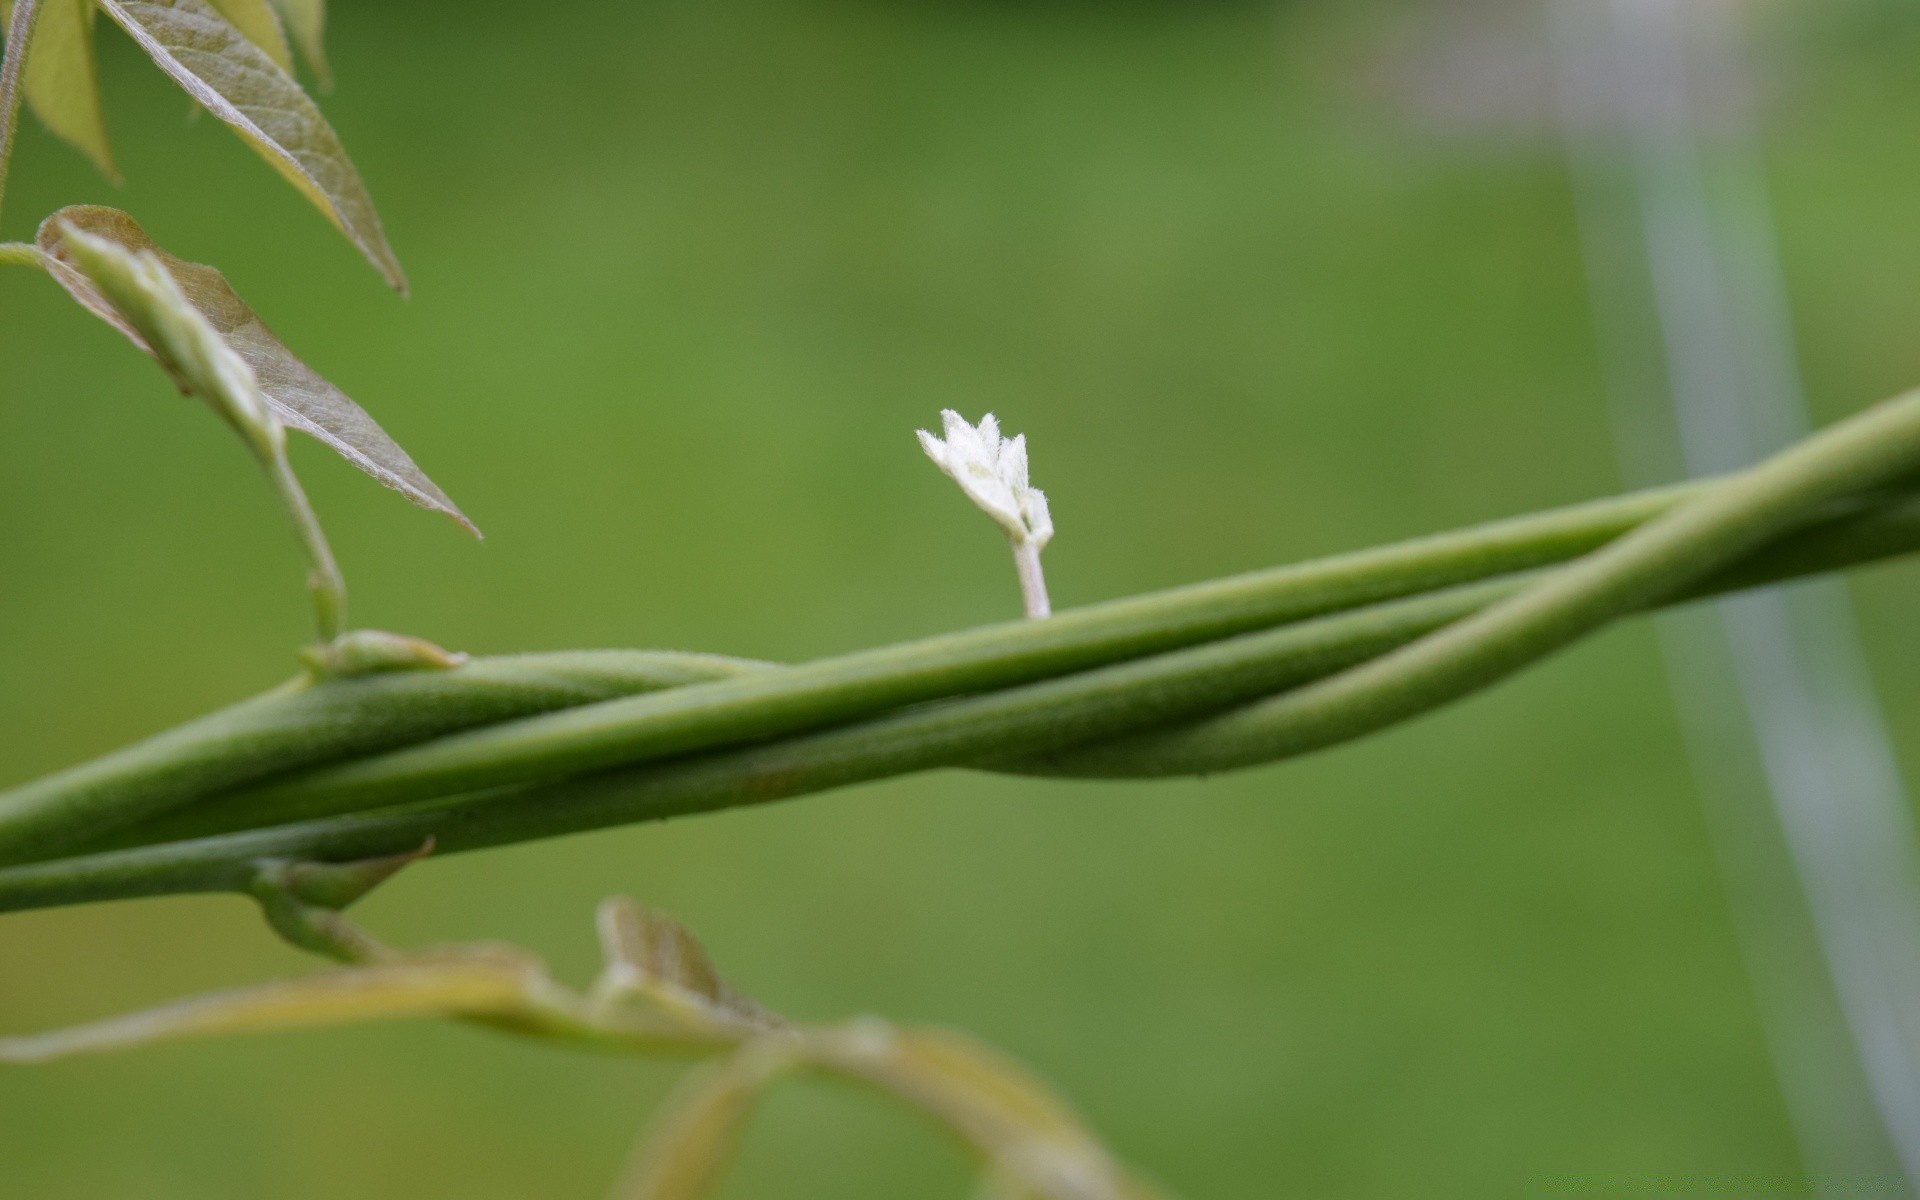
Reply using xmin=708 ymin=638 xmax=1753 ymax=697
xmin=205 ymin=0 xmax=290 ymax=73
xmin=263 ymin=0 xmax=323 ymax=84
xmin=51 ymin=216 xmax=284 ymax=462
xmin=14 ymin=0 xmax=115 ymax=179
xmin=38 ymin=206 xmax=475 ymax=533
xmin=96 ymin=0 xmax=405 ymax=290
xmin=591 ymin=898 xmax=786 ymax=1034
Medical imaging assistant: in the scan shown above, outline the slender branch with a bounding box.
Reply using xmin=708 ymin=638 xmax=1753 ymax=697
xmin=0 ymin=0 xmax=37 ymax=229
xmin=0 ymin=239 xmax=41 ymax=267
xmin=265 ymin=446 xmax=346 ymax=642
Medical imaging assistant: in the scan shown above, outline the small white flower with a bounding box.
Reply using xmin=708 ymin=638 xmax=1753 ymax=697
xmin=916 ymin=410 xmax=1053 ymax=550
xmin=918 ymin=410 xmax=1055 ymax=618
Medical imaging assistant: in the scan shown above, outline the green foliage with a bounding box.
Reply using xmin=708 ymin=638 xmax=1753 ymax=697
xmin=0 ymin=0 xmax=396 ymax=284
xmin=36 ymin=205 xmax=471 ymax=529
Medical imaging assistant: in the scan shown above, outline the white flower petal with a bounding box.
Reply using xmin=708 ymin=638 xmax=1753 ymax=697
xmin=916 ymin=411 xmax=1053 ymax=547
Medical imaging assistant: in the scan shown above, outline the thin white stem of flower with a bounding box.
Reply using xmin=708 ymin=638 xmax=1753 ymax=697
xmin=267 ymin=448 xmax=347 ymax=642
xmin=1010 ymin=539 xmax=1050 ymax=619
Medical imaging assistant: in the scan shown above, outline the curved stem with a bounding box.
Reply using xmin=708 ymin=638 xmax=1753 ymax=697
xmin=7 ymin=393 xmax=1920 ymax=909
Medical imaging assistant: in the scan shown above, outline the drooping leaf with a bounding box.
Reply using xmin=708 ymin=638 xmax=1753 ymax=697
xmin=204 ymin=0 xmax=290 ymax=73
xmin=52 ymin=217 xmax=282 ymax=461
xmin=614 ymin=1043 xmax=796 ymax=1200
xmin=8 ymin=0 xmax=115 ymax=179
xmin=591 ymin=898 xmax=785 ymax=1034
xmin=96 ymin=0 xmax=405 ymax=290
xmin=0 ymin=951 xmax=547 ymax=1063
xmin=38 ymin=206 xmax=476 ymax=533
xmin=263 ymin=0 xmax=323 ymax=85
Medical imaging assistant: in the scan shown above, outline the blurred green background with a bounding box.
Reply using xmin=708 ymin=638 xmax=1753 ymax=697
xmin=5 ymin=0 xmax=1920 ymax=1195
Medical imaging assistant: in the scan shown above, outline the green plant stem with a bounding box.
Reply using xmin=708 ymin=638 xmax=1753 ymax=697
xmin=7 ymin=392 xmax=1920 ymax=910
xmin=0 ymin=472 xmax=1711 ymax=864
xmin=266 ymin=447 xmax=347 ymax=642
xmin=75 ymin=484 xmax=1743 ymax=821
xmin=0 ymin=0 xmax=37 ymax=229
xmin=0 ymin=240 xmax=42 ymax=266
xmin=1035 ymin=390 xmax=1920 ymax=777
xmin=7 ymin=490 xmax=1920 ymax=916
xmin=11 ymin=477 xmax=1920 ymax=872
xmin=0 ymin=652 xmax=766 ymax=867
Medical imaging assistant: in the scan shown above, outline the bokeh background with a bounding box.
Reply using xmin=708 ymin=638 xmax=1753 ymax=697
xmin=5 ymin=0 xmax=1920 ymax=1195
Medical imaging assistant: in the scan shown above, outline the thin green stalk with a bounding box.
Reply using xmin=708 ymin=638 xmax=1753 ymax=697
xmin=0 ymin=239 xmax=41 ymax=267
xmin=0 ymin=0 xmax=37 ymax=228
xmin=267 ymin=447 xmax=347 ymax=642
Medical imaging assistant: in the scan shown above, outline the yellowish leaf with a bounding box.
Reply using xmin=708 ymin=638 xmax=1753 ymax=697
xmin=205 ymin=0 xmax=290 ymax=73
xmin=97 ymin=0 xmax=405 ymax=291
xmin=18 ymin=0 xmax=113 ymax=179
xmin=592 ymin=899 xmax=785 ymax=1034
xmin=39 ymin=206 xmax=473 ymax=532
xmin=264 ymin=0 xmax=322 ymax=84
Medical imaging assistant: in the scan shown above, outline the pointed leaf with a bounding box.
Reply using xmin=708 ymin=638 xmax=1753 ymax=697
xmin=53 ymin=217 xmax=283 ymax=461
xmin=205 ymin=0 xmax=290 ymax=73
xmin=263 ymin=0 xmax=322 ymax=84
xmin=38 ymin=206 xmax=476 ymax=533
xmin=593 ymin=899 xmax=785 ymax=1034
xmin=615 ymin=1043 xmax=796 ymax=1200
xmin=0 ymin=951 xmax=546 ymax=1063
xmin=97 ymin=0 xmax=404 ymax=290
xmin=17 ymin=0 xmax=114 ymax=178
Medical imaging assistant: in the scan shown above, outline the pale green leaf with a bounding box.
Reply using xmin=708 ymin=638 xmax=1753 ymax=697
xmin=97 ymin=0 xmax=405 ymax=290
xmin=263 ymin=0 xmax=322 ymax=84
xmin=613 ymin=1042 xmax=796 ymax=1200
xmin=38 ymin=206 xmax=475 ymax=533
xmin=205 ymin=0 xmax=290 ymax=73
xmin=591 ymin=898 xmax=786 ymax=1034
xmin=17 ymin=0 xmax=114 ymax=179
xmin=51 ymin=217 xmax=282 ymax=461
xmin=0 ymin=951 xmax=545 ymax=1063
